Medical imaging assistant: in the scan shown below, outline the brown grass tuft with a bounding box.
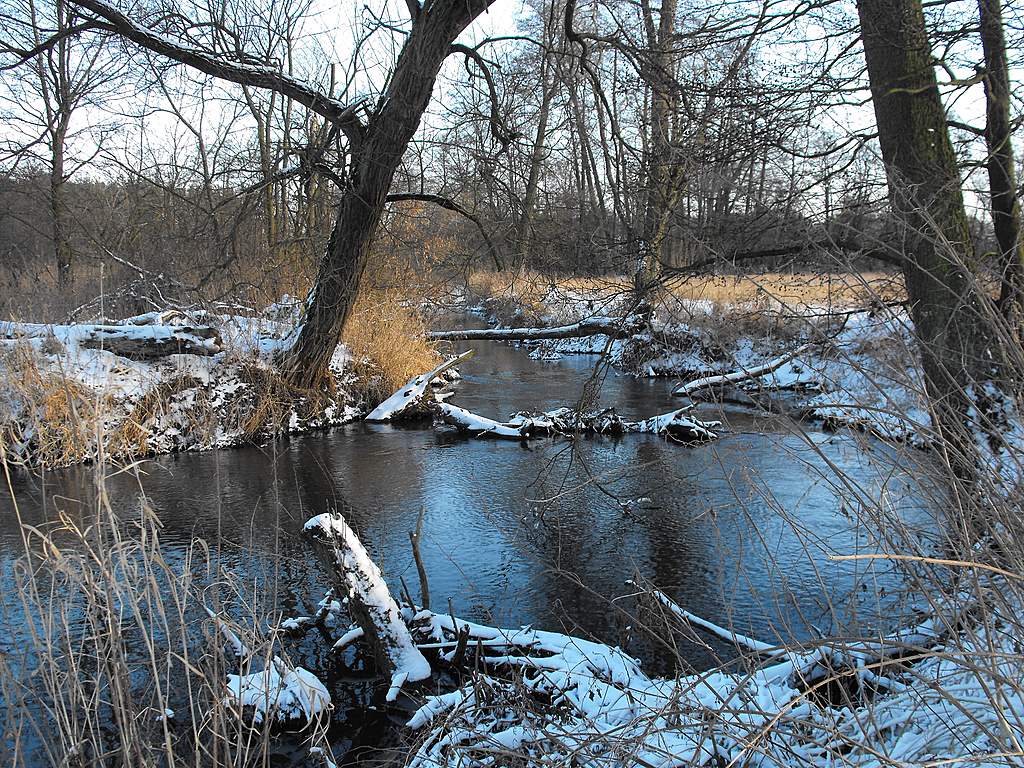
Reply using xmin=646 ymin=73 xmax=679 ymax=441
xmin=0 ymin=346 xmax=103 ymax=465
xmin=343 ymin=288 xmax=440 ymax=405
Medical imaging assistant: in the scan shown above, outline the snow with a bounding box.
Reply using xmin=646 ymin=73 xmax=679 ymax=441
xmin=303 ymin=513 xmax=432 ymax=683
xmin=406 ymin=597 xmax=1024 ymax=768
xmin=0 ymin=303 xmax=362 ymax=466
xmin=225 ymin=657 xmax=331 ymax=724
xmin=436 ymin=402 xmax=528 ymax=438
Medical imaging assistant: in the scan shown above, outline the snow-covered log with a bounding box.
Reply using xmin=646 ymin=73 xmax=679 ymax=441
xmin=632 ymin=407 xmax=721 ymax=442
xmin=79 ymin=325 xmax=221 ymax=358
xmin=0 ymin=321 xmax=221 ymax=358
xmin=303 ymin=513 xmax=431 ymax=696
xmin=427 ymin=315 xmax=642 ymax=342
xmin=436 ymin=403 xmax=528 ymax=439
xmin=404 ymin=599 xmax=974 ymax=768
xmin=673 ymin=343 xmax=812 ymax=399
xmin=365 ymin=350 xmax=474 ymax=422
xmin=225 ymin=657 xmax=331 ymax=725
xmin=445 ymin=404 xmax=719 ymax=443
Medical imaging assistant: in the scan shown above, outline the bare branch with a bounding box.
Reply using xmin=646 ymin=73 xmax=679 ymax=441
xmin=67 ymin=0 xmax=365 ymax=145
xmin=386 ymin=192 xmax=503 ymax=270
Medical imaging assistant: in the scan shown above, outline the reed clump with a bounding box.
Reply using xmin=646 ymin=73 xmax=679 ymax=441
xmin=0 ymin=473 xmax=316 ymax=767
xmin=343 ymin=288 xmax=441 ymax=406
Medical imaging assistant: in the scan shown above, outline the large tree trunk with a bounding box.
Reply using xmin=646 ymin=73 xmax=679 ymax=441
xmin=857 ymin=0 xmax=995 ymax=481
xmin=978 ymin=0 xmax=1024 ymax=321
xmin=280 ymin=2 xmax=493 ymax=388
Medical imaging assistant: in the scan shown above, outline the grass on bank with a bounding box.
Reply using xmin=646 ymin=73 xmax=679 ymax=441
xmin=0 ymin=290 xmax=439 ymax=468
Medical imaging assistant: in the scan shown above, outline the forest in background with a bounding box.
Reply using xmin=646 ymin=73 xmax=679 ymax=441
xmin=1 ymin=0 xmax=1017 ymax=322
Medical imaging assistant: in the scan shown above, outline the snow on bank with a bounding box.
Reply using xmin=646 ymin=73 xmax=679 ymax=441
xmin=288 ymin=507 xmax=1023 ymax=768
xmin=407 ymin=602 xmax=1023 ymax=768
xmin=0 ymin=301 xmax=361 ymax=466
xmin=465 ymin=285 xmax=931 ymax=443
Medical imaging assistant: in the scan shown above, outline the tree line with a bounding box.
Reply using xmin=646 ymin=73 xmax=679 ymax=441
xmin=1 ymin=0 xmax=1023 ymax=491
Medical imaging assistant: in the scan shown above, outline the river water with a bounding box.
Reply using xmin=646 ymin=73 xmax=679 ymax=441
xmin=0 ymin=337 xmax=941 ymax=760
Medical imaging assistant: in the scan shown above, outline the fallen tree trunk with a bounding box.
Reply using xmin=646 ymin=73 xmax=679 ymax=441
xmin=436 ymin=402 xmax=528 ymax=439
xmin=365 ymin=350 xmax=474 ymax=422
xmin=79 ymin=325 xmax=221 ymax=358
xmin=0 ymin=321 xmax=221 ymax=359
xmin=427 ymin=315 xmax=641 ymax=342
xmin=673 ymin=343 xmax=812 ymax=399
xmin=303 ymin=513 xmax=432 ymax=700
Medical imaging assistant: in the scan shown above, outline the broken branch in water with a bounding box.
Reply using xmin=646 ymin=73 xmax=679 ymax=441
xmin=427 ymin=315 xmax=643 ymax=342
xmin=365 ymin=349 xmax=475 ymax=422
xmin=366 ymin=357 xmax=720 ymax=444
xmin=303 ymin=513 xmax=432 ymax=697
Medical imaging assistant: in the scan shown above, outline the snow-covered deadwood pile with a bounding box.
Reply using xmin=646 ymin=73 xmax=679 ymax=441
xmin=266 ymin=510 xmax=1024 ymax=768
xmin=366 ymin=352 xmax=722 ymax=444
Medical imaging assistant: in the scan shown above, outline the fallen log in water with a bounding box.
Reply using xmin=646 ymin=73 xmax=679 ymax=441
xmin=427 ymin=314 xmax=643 ymax=342
xmin=436 ymin=402 xmax=528 ymax=439
xmin=365 ymin=349 xmax=475 ymax=422
xmin=366 ymin=351 xmax=719 ymax=443
xmin=303 ymin=513 xmax=432 ymax=700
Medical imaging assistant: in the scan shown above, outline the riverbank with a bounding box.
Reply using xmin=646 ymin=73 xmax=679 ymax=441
xmin=1 ymin=316 xmax=1019 ymax=767
xmin=451 ymin=270 xmax=930 ymax=443
xmin=0 ymin=296 xmax=438 ymax=468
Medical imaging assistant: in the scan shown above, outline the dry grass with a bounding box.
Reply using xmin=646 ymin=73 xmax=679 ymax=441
xmin=343 ymin=288 xmax=441 ymax=405
xmin=0 ymin=346 xmax=105 ymax=466
xmin=0 ymin=464 xmax=330 ymax=766
xmin=466 ymin=269 xmax=905 ymax=316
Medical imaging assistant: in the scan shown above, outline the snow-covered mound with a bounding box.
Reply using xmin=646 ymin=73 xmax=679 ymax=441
xmin=0 ymin=302 xmax=361 ymax=467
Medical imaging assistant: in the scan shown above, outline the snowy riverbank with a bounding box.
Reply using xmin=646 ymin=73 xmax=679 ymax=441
xmin=0 ymin=302 xmax=362 ymax=467
xmin=457 ymin=280 xmax=931 ymax=444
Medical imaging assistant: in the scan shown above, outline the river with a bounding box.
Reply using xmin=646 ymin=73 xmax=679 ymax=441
xmin=0 ymin=337 xmax=941 ymax=761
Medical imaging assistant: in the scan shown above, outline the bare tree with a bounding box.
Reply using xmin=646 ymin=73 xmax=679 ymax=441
xmin=978 ymin=0 xmax=1024 ymax=321
xmin=53 ymin=0 xmax=498 ymax=387
xmin=857 ymin=0 xmax=999 ymax=485
xmin=0 ymin=0 xmax=120 ymax=288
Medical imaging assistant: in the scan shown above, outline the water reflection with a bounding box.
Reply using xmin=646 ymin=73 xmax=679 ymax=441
xmin=1 ymin=339 xmax=939 ymax=676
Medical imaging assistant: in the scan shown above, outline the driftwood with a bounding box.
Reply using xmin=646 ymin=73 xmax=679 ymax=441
xmin=365 ymin=350 xmax=475 ymax=422
xmin=427 ymin=315 xmax=642 ymax=342
xmin=303 ymin=513 xmax=431 ymax=700
xmin=673 ymin=343 xmax=812 ymax=399
xmin=510 ymin=406 xmax=721 ymax=443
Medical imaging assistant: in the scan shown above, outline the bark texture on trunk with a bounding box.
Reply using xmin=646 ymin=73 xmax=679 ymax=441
xmin=635 ymin=0 xmax=680 ymax=297
xmin=281 ymin=2 xmax=494 ymax=388
xmin=978 ymin=0 xmax=1024 ymax=320
xmin=857 ymin=0 xmax=994 ymax=479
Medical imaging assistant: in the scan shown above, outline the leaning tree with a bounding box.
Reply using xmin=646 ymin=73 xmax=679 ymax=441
xmin=48 ymin=0 xmax=498 ymax=387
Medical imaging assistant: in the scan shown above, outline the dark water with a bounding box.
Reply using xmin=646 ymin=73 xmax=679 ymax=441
xmin=0 ymin=337 xmax=940 ymax=759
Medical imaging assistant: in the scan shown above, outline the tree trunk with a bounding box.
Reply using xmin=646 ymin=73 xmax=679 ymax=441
xmin=978 ymin=0 xmax=1024 ymax=321
xmin=281 ymin=2 xmax=494 ymax=388
xmin=857 ymin=0 xmax=994 ymax=481
xmin=517 ymin=55 xmax=554 ymax=268
xmin=635 ymin=0 xmax=680 ymax=298
xmin=51 ymin=117 xmax=73 ymax=289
